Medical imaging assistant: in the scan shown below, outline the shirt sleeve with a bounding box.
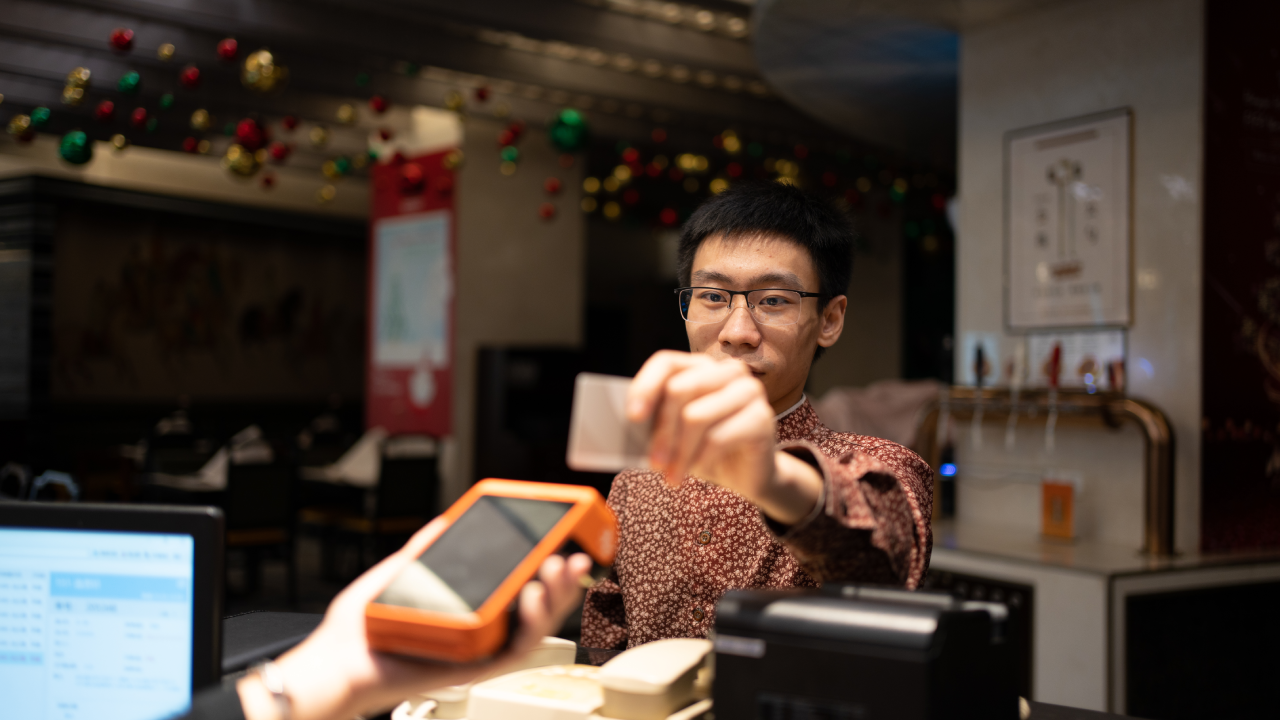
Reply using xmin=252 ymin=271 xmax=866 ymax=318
xmin=769 ymin=439 xmax=933 ymax=589
xmin=579 ymin=472 xmax=630 ymax=650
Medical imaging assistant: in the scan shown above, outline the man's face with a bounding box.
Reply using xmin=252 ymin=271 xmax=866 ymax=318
xmin=685 ymin=233 xmax=846 ymax=410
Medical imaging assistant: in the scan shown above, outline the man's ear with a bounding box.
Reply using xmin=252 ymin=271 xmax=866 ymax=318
xmin=816 ymin=295 xmax=847 ymax=348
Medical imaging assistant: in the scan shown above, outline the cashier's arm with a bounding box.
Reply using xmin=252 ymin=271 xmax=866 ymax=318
xmin=628 ymin=351 xmax=823 ymax=525
xmin=236 ymin=518 xmax=593 ymax=720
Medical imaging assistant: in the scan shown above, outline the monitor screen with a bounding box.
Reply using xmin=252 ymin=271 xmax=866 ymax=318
xmin=0 ymin=527 xmax=196 ymax=720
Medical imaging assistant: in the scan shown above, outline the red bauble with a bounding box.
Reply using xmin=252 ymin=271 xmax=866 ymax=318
xmin=234 ymin=118 xmax=266 ymax=151
xmin=94 ymin=100 xmax=116 ymax=123
xmin=539 ymin=202 xmax=556 ymax=220
xmin=544 ymin=177 xmax=562 ymax=195
xmin=180 ymin=65 xmax=201 ymax=89
xmin=727 ymin=162 xmax=743 ymax=178
xmin=474 ymin=86 xmax=490 ymax=102
xmin=110 ymin=28 xmax=134 ymax=52
xmin=432 ymin=174 xmax=454 ymax=195
xmin=268 ymin=140 xmax=291 ymax=162
xmin=369 ymin=95 xmax=389 ymax=114
xmin=497 ymin=129 xmax=516 ymax=147
xmin=507 ymin=121 xmax=525 ymax=140
xmin=646 ymin=163 xmax=662 ymax=178
xmin=282 ymin=115 xmax=299 ymax=131
xmin=621 ymin=147 xmax=640 ymax=163
xmin=182 ymin=136 xmax=199 ymax=153
xmin=659 ymin=207 xmax=678 ymax=226
xmin=558 ymin=154 xmax=574 ymax=168
xmin=398 ymin=163 xmax=425 ymax=194
xmin=130 ymin=107 xmax=148 ymax=128
xmin=216 ymin=37 xmax=238 ymax=61
xmin=378 ymin=128 xmax=393 ymax=141
xmin=932 ymin=193 xmax=947 ymax=211
xmin=261 ymin=173 xmax=276 ymax=189
xmin=622 ymin=188 xmax=640 ymax=205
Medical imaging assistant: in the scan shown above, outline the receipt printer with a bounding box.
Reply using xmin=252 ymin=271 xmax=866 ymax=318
xmin=713 ymin=585 xmax=1017 ymax=720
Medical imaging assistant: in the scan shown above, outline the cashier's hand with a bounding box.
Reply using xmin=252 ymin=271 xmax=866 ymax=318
xmin=235 ymin=518 xmax=593 ymax=720
xmin=629 ymin=350 xmax=824 ymax=526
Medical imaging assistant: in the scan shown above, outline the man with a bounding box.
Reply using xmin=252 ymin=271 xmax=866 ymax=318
xmin=582 ymin=182 xmax=933 ymax=650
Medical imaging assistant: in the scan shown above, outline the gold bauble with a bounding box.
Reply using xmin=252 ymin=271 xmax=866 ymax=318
xmin=111 ymin=134 xmax=129 ymax=150
xmin=335 ymin=104 xmax=356 ymax=126
xmin=197 ymin=139 xmax=211 ymax=154
xmin=309 ymin=125 xmax=329 ymax=149
xmin=222 ymin=144 xmax=261 ymax=176
xmin=241 ymin=49 xmax=288 ymax=93
xmin=321 ymin=160 xmax=342 ymax=180
xmin=61 ymin=86 xmax=86 ymax=106
xmin=444 ymin=91 xmax=464 ymax=112
xmin=442 ymin=150 xmax=464 ymax=170
xmin=157 ymin=43 xmax=176 ymax=61
xmin=65 ymin=67 xmax=91 ymax=89
xmin=316 ymin=184 xmax=337 ymax=204
xmin=7 ymin=115 xmax=32 ymax=136
xmin=190 ymin=109 xmax=211 ymax=132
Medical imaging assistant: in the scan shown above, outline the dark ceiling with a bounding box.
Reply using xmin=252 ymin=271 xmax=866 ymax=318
xmin=1 ymin=0 xmax=891 ymax=167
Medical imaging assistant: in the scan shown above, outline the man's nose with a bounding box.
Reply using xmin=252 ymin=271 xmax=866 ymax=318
xmin=718 ymin=298 xmax=762 ymax=347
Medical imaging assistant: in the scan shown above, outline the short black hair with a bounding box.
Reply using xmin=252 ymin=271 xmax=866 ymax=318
xmin=677 ymin=182 xmax=854 ymax=356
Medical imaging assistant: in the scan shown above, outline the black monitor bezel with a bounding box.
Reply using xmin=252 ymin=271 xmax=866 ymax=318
xmin=0 ymin=502 xmax=225 ymax=691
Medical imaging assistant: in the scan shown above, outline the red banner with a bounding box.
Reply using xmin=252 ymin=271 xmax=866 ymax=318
xmin=365 ymin=150 xmax=457 ymax=436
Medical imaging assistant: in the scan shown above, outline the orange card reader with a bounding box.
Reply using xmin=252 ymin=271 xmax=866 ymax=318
xmin=366 ymin=478 xmax=617 ymax=663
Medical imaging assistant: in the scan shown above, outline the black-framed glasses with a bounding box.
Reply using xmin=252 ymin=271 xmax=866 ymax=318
xmin=676 ymin=286 xmax=822 ymax=327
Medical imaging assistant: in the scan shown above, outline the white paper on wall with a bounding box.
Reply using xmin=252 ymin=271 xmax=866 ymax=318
xmin=1007 ymin=110 xmax=1131 ymax=329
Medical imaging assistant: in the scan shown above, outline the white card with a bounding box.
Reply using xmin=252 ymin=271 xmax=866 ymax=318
xmin=566 ymin=373 xmax=651 ymax=473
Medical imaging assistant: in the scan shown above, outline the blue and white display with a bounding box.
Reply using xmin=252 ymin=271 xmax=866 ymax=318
xmin=0 ymin=528 xmax=195 ymax=720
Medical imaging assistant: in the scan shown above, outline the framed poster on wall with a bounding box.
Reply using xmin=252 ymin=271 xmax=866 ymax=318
xmin=367 ymin=149 xmax=457 ymax=437
xmin=1006 ymin=108 xmax=1132 ymax=329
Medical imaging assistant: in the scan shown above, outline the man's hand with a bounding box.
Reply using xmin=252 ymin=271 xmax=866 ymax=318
xmin=237 ymin=518 xmax=592 ymax=720
xmin=628 ymin=350 xmax=824 ymax=524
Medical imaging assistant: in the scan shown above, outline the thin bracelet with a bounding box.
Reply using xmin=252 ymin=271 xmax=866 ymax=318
xmin=253 ymin=661 xmax=293 ymax=720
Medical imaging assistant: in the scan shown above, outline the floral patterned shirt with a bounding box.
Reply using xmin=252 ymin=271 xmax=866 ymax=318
xmin=581 ymin=399 xmax=933 ymax=649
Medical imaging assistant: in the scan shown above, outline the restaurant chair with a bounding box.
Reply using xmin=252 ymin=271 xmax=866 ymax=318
xmin=1 ymin=462 xmax=30 ymax=500
xmin=333 ymin=453 xmax=439 ymax=569
xmin=224 ymin=459 xmax=297 ymax=604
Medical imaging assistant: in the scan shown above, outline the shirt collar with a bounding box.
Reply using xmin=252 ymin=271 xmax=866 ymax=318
xmin=776 ymin=395 xmax=823 ymax=442
xmin=776 ymin=394 xmax=807 ymax=420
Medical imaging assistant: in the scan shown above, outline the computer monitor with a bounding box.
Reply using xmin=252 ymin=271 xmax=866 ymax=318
xmin=0 ymin=502 xmax=224 ymax=720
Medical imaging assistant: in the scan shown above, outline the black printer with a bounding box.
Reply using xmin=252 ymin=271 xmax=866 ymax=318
xmin=712 ymin=585 xmax=1018 ymax=720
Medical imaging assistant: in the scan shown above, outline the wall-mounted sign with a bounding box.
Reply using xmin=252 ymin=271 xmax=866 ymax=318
xmin=1006 ymin=108 xmax=1132 ymax=329
xmin=367 ymin=150 xmax=456 ymax=436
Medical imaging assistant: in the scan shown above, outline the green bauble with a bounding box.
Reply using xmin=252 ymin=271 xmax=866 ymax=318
xmin=334 ymin=155 xmax=352 ymax=175
xmin=117 ymin=71 xmax=141 ymax=94
xmin=30 ymin=107 xmax=51 ymax=128
xmin=59 ymin=131 xmax=93 ymax=165
xmin=499 ymin=145 xmax=519 ymax=163
xmin=548 ymin=108 xmax=589 ymax=153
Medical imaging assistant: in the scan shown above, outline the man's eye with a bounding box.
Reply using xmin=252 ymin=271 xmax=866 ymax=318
xmin=698 ymin=291 xmax=727 ymax=303
xmin=758 ymin=294 xmax=792 ymax=307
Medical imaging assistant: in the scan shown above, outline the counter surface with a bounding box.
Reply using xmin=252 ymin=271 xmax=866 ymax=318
xmin=933 ymin=519 xmax=1280 ymax=576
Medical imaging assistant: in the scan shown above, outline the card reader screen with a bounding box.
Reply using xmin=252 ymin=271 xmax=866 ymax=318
xmin=376 ymin=496 xmax=572 ymax=614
